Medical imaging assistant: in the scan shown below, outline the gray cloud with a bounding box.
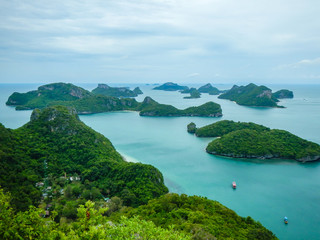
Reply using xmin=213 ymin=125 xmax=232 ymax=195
xmin=1 ymin=0 xmax=320 ymax=83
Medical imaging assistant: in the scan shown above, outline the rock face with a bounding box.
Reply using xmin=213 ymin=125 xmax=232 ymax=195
xmin=153 ymin=82 xmax=188 ymax=91
xmin=272 ymin=89 xmax=294 ymax=99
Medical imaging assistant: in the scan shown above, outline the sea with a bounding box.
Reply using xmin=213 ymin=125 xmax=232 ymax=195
xmin=1 ymin=83 xmax=320 ymax=240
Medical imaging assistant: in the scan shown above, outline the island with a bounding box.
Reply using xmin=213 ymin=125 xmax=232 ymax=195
xmin=138 ymin=97 xmax=222 ymax=117
xmin=272 ymin=89 xmax=294 ymax=99
xmin=91 ymin=83 xmax=143 ymax=97
xmin=218 ymin=83 xmax=284 ymax=107
xmin=0 ymin=106 xmax=277 ymax=240
xmin=152 ymin=82 xmax=188 ymax=91
xmin=190 ymin=120 xmax=320 ymax=162
xmin=198 ymin=83 xmax=222 ymax=95
xmin=6 ymin=82 xmax=222 ymax=117
xmin=183 ymin=88 xmax=201 ymax=99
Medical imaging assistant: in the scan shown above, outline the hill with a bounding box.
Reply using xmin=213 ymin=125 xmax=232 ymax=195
xmin=91 ymin=84 xmax=143 ymax=97
xmin=6 ymin=82 xmax=91 ymax=110
xmin=218 ymin=83 xmax=280 ymax=107
xmin=0 ymin=106 xmax=168 ymax=212
xmin=153 ymin=82 xmax=188 ymax=91
xmin=198 ymin=83 xmax=221 ymax=95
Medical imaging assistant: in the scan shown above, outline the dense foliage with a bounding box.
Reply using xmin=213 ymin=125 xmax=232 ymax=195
xmin=272 ymin=89 xmax=294 ymax=99
xmin=48 ymin=95 xmax=139 ymax=114
xmin=195 ymin=121 xmax=320 ymax=161
xmin=91 ymin=84 xmax=142 ymax=97
xmin=206 ymin=128 xmax=320 ymax=161
xmin=0 ymin=189 xmax=191 ymax=240
xmin=218 ymin=83 xmax=280 ymax=107
xmin=194 ymin=120 xmax=269 ymax=137
xmin=115 ymin=193 xmax=278 ymax=240
xmin=153 ymin=82 xmax=188 ymax=91
xmin=0 ymin=106 xmax=168 ymax=213
xmin=198 ymin=83 xmax=221 ymax=95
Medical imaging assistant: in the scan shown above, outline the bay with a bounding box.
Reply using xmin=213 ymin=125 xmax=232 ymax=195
xmin=1 ymin=83 xmax=320 ymax=240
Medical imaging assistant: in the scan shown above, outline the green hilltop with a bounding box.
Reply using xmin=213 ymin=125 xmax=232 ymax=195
xmin=0 ymin=106 xmax=168 ymax=212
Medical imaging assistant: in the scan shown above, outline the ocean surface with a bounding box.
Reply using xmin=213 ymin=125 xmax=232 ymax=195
xmin=1 ymin=83 xmax=320 ymax=240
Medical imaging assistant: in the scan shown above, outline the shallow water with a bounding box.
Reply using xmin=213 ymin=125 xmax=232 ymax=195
xmin=1 ymin=83 xmax=320 ymax=240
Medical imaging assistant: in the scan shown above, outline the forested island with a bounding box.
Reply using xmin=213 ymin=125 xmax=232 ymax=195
xmin=91 ymin=83 xmax=143 ymax=97
xmin=182 ymin=88 xmax=201 ymax=99
xmin=218 ymin=83 xmax=293 ymax=107
xmin=6 ymin=82 xmax=222 ymax=117
xmin=153 ymin=82 xmax=188 ymax=91
xmin=0 ymin=107 xmax=276 ymax=239
xmin=272 ymin=89 xmax=294 ymax=99
xmin=198 ymin=83 xmax=222 ymax=95
xmin=138 ymin=97 xmax=222 ymax=117
xmin=190 ymin=120 xmax=320 ymax=162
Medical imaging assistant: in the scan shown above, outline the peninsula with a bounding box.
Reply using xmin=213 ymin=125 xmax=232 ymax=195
xmin=190 ymin=120 xmax=320 ymax=162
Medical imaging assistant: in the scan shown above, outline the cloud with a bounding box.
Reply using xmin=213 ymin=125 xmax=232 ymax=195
xmin=276 ymin=57 xmax=320 ymax=70
xmin=1 ymin=0 xmax=320 ymax=83
xmin=187 ymin=73 xmax=200 ymax=78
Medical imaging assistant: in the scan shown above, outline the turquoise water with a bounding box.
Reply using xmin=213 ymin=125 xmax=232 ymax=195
xmin=1 ymin=83 xmax=320 ymax=240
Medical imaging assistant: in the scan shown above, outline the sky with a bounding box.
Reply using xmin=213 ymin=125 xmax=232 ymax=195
xmin=0 ymin=0 xmax=320 ymax=84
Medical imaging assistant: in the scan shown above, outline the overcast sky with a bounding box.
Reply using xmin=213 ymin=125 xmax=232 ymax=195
xmin=1 ymin=0 xmax=320 ymax=84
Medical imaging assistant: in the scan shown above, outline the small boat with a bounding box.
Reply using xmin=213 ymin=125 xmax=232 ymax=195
xmin=284 ymin=216 xmax=288 ymax=224
xmin=232 ymin=181 xmax=236 ymax=189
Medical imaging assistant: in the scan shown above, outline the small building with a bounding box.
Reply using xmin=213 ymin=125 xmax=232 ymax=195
xmin=36 ymin=182 xmax=44 ymax=187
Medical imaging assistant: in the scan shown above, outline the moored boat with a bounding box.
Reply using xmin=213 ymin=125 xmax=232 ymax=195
xmin=232 ymin=181 xmax=236 ymax=189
